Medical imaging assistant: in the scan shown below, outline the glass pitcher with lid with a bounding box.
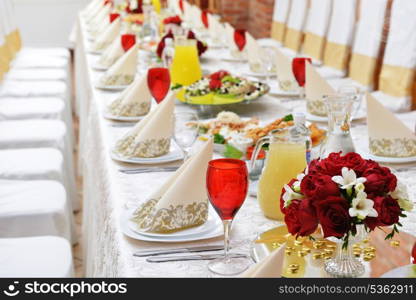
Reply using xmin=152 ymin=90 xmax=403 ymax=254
xmin=250 ymin=113 xmax=309 ymax=220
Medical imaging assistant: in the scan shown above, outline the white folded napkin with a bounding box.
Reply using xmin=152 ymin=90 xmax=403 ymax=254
xmin=240 ymin=245 xmax=285 ymax=277
xmin=99 ymin=43 xmax=138 ymax=86
xmin=91 ymin=18 xmax=121 ymax=52
xmin=107 ymin=74 xmax=152 ymax=117
xmin=97 ymin=35 xmax=125 ymax=68
xmin=305 ymin=62 xmax=336 ymax=116
xmin=82 ymin=0 xmax=102 ymax=18
xmin=246 ymin=33 xmax=263 ymax=72
xmin=131 ymin=140 xmax=213 ymax=233
xmin=114 ymin=92 xmax=175 ymax=158
xmin=275 ymin=48 xmax=299 ymax=91
xmin=366 ymin=93 xmax=416 ymax=158
xmin=90 ymin=16 xmax=110 ymax=38
xmin=88 ymin=3 xmax=111 ymax=27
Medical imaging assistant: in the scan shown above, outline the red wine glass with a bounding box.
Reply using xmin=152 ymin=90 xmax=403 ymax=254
xmin=292 ymin=57 xmax=311 ymax=99
xmin=412 ymin=242 xmax=416 ymax=264
xmin=121 ymin=34 xmax=136 ymax=52
xmin=206 ymin=158 xmax=251 ymax=275
xmin=147 ymin=67 xmax=171 ymax=103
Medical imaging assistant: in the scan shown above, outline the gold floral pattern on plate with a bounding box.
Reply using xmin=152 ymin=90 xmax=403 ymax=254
xmin=108 ymin=99 xmax=150 ymax=117
xmin=131 ymin=198 xmax=209 ymax=233
xmin=307 ymin=99 xmax=327 ymax=117
xmin=100 ymin=74 xmax=134 ymax=86
xmin=369 ymin=138 xmax=416 ymax=158
xmin=115 ymin=137 xmax=170 ymax=158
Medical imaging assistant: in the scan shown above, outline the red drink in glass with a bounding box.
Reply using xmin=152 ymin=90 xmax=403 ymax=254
xmin=207 ymin=159 xmax=248 ymax=219
xmin=121 ymin=34 xmax=136 ymax=52
xmin=412 ymin=242 xmax=416 ymax=264
xmin=147 ymin=67 xmax=171 ymax=103
xmin=292 ymin=57 xmax=312 ymax=87
xmin=206 ymin=158 xmax=251 ymax=275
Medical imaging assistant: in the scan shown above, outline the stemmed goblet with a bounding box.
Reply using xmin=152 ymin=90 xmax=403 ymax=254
xmin=206 ymin=158 xmax=251 ymax=276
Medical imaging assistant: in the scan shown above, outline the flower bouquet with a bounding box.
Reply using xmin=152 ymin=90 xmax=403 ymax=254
xmin=281 ymin=152 xmax=413 ymax=277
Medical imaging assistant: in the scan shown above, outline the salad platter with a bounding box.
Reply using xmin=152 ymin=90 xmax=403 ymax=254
xmin=179 ymin=70 xmax=270 ymax=106
xmin=195 ymin=111 xmax=327 ymax=160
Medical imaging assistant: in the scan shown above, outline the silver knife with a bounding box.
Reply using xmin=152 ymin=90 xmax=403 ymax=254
xmin=147 ymin=253 xmax=247 ymax=263
xmin=134 ymin=245 xmax=225 ymax=257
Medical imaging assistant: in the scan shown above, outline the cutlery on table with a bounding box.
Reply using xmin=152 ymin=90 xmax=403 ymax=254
xmin=134 ymin=245 xmax=225 ymax=257
xmin=119 ymin=166 xmax=179 ymax=174
xmin=146 ymin=253 xmax=247 ymax=263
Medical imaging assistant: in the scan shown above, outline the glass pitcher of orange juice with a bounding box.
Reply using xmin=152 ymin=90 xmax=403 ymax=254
xmin=170 ymin=36 xmax=202 ymax=100
xmin=250 ymin=114 xmax=308 ymax=220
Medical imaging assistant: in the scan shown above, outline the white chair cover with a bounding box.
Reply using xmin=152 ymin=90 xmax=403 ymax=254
xmin=328 ymin=0 xmax=388 ymax=91
xmin=0 ymin=236 xmax=74 ymax=277
xmin=259 ymin=0 xmax=291 ymax=47
xmin=0 ymin=97 xmax=65 ymax=121
xmin=0 ymin=121 xmax=77 ymax=210
xmin=317 ymin=0 xmax=357 ymax=78
xmin=371 ymin=0 xmax=416 ymax=112
xmin=0 ymin=80 xmax=67 ymax=98
xmin=0 ymin=180 xmax=73 ymax=242
xmin=5 ymin=68 xmax=67 ymax=81
xmin=301 ymin=0 xmax=333 ymax=64
xmin=281 ymin=0 xmax=309 ymax=56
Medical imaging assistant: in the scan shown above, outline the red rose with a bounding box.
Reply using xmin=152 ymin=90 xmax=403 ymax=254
xmin=300 ymin=174 xmax=340 ymax=200
xmin=163 ymin=15 xmax=182 ymax=25
xmin=363 ymin=166 xmax=397 ymax=195
xmin=297 ymin=198 xmax=319 ymax=236
xmin=187 ymin=30 xmax=208 ymax=56
xmin=364 ymin=196 xmax=401 ymax=230
xmin=156 ymin=31 xmax=174 ymax=58
xmin=284 ymin=200 xmax=302 ymax=236
xmin=342 ymin=152 xmax=367 ymax=176
xmin=315 ymin=196 xmax=351 ymax=238
xmin=315 ymin=152 xmax=345 ymax=176
xmin=209 ymin=79 xmax=222 ymax=90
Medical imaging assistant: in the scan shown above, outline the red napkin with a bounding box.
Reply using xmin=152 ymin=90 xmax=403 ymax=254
xmin=291 ymin=57 xmax=312 ymax=87
xmin=233 ymin=29 xmax=246 ymax=51
xmin=121 ymin=34 xmax=136 ymax=52
xmin=201 ymin=10 xmax=209 ymax=29
xmin=109 ymin=13 xmax=120 ymax=23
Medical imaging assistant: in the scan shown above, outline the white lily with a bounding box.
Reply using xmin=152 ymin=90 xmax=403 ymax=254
xmin=391 ymin=182 xmax=414 ymax=212
xmin=349 ymin=191 xmax=378 ymax=219
xmin=293 ymin=173 xmax=305 ymax=192
xmin=282 ymin=184 xmax=303 ymax=208
xmin=332 ymin=167 xmax=367 ymax=189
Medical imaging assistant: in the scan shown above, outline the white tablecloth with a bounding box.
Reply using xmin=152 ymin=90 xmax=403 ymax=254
xmin=74 ymin=15 xmax=416 ymax=277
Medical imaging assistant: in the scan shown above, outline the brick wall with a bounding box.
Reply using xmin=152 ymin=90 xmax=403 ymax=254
xmin=218 ymin=0 xmax=274 ymax=38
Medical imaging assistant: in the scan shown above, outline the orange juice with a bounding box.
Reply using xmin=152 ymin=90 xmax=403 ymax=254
xmin=257 ymin=142 xmax=306 ymax=220
xmin=170 ymin=38 xmax=202 ymax=90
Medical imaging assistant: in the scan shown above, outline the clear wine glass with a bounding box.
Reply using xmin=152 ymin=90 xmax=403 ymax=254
xmin=173 ymin=112 xmax=199 ymax=161
xmin=206 ymin=158 xmax=251 ymax=276
xmin=260 ymin=46 xmax=276 ymax=85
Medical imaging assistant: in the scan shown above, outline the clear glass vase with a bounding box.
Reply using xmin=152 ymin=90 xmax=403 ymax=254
xmin=319 ymin=94 xmax=356 ymax=158
xmin=324 ymin=225 xmax=366 ymax=278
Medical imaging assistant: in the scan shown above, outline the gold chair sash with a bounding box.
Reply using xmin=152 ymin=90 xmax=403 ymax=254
xmin=348 ymin=53 xmax=377 ymax=87
xmin=283 ymin=28 xmax=303 ymax=52
xmin=379 ymin=64 xmax=415 ymax=98
xmin=323 ymin=41 xmax=350 ymax=71
xmin=302 ymin=32 xmax=325 ymax=61
xmin=271 ymin=21 xmax=286 ymax=43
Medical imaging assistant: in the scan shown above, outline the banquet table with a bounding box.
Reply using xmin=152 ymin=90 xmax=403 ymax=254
xmin=73 ymin=15 xmax=416 ymax=277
